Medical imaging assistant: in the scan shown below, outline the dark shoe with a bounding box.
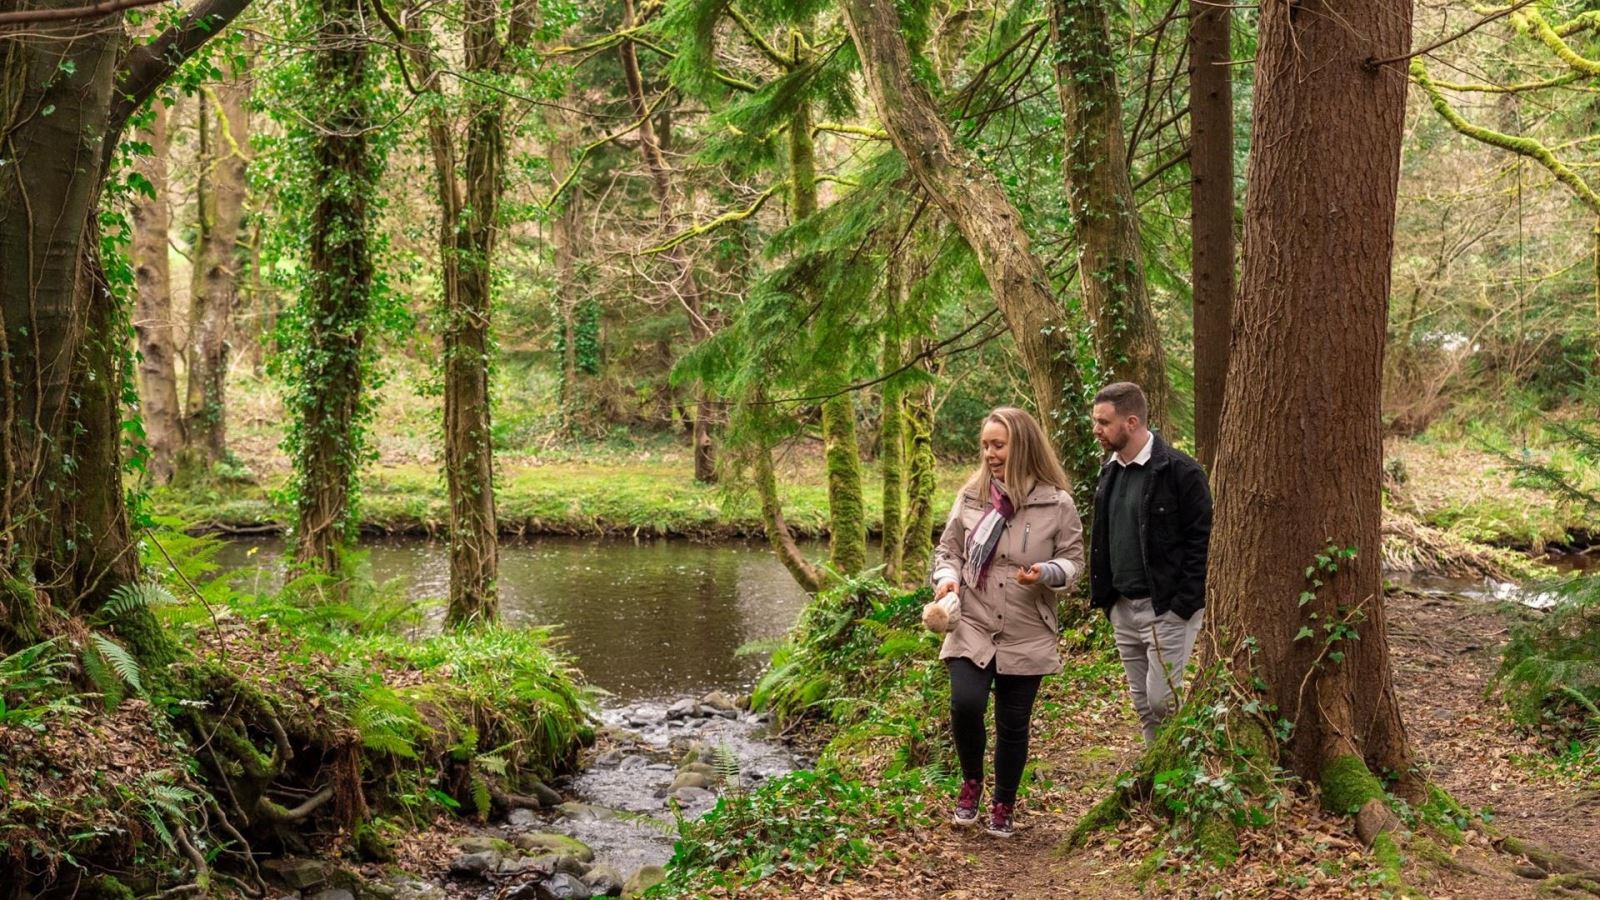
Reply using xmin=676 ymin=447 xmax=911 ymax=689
xmin=986 ymin=801 xmax=1015 ymax=837
xmin=953 ymin=779 xmax=982 ymax=826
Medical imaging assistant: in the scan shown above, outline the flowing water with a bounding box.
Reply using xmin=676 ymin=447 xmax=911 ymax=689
xmin=218 ymin=536 xmax=813 ymax=897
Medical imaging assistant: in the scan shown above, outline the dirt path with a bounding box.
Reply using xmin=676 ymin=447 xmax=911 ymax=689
xmin=888 ymin=590 xmax=1600 ymax=897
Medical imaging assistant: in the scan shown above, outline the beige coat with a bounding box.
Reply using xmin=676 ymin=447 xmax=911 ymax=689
xmin=931 ymin=482 xmax=1086 ymax=675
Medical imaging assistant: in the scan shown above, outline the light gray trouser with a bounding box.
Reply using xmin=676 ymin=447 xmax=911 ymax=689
xmin=1110 ymin=596 xmax=1204 ymax=744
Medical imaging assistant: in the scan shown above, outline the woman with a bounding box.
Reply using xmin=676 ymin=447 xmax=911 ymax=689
xmin=930 ymin=407 xmax=1085 ymax=837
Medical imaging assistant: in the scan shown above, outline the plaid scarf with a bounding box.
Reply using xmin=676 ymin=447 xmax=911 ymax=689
xmin=961 ymin=480 xmax=1016 ymax=591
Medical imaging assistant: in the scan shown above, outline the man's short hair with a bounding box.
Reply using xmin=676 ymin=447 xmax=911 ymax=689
xmin=1093 ymin=382 xmax=1148 ymax=422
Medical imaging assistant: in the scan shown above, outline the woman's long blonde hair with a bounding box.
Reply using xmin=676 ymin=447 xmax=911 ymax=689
xmin=963 ymin=406 xmax=1072 ymax=501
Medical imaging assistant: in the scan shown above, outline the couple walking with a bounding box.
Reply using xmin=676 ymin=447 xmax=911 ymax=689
xmin=926 ymin=382 xmax=1212 ymax=837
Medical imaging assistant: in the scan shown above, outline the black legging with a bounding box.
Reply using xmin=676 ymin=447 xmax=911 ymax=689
xmin=947 ymin=657 xmax=1043 ymax=805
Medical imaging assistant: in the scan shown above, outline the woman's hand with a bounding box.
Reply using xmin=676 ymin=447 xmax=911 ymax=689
xmin=1015 ymin=564 xmax=1043 ymax=586
xmin=935 ymin=579 xmax=959 ymax=600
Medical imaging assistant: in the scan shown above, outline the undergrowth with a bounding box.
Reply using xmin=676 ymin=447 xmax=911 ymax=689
xmin=0 ymin=523 xmax=593 ymax=895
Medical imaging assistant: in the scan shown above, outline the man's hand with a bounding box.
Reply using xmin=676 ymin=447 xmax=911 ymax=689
xmin=935 ymin=579 xmax=959 ymax=600
xmin=1016 ymin=564 xmax=1043 ymax=586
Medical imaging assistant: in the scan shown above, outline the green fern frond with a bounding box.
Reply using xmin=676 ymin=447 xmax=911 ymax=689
xmin=471 ymin=776 xmax=491 ymax=820
xmin=91 ymin=633 xmax=142 ymax=693
xmin=78 ymin=641 xmax=124 ymax=708
xmin=102 ymin=582 xmax=178 ymax=621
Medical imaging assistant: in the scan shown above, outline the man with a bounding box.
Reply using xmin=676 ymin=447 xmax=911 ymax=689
xmin=1089 ymin=382 xmax=1212 ymax=744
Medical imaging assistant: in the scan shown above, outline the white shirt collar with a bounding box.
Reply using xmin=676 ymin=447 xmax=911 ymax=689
xmin=1109 ymin=430 xmax=1154 ymax=468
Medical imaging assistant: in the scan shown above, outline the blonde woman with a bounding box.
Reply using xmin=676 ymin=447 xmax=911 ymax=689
xmin=931 ymin=407 xmax=1085 ymax=837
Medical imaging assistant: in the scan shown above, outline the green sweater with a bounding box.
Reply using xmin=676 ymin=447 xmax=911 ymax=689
xmin=1106 ymin=463 xmax=1150 ymax=598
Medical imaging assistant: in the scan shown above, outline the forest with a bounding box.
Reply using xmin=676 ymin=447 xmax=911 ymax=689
xmin=2 ymin=0 xmax=1598 ymax=894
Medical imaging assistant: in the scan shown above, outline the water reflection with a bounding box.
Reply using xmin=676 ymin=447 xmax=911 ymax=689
xmin=214 ymin=537 xmax=812 ymax=705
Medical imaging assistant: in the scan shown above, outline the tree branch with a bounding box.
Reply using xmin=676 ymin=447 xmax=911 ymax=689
xmin=1365 ymin=0 xmax=1538 ymax=69
xmin=0 ymin=0 xmax=166 ymax=25
xmin=102 ymin=0 xmax=256 ymax=176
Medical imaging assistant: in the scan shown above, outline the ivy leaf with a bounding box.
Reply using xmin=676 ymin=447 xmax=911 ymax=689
xmin=1294 ymin=626 xmax=1315 ymax=642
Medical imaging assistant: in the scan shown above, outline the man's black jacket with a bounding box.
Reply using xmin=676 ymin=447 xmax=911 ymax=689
xmin=1089 ymin=433 xmax=1213 ymax=620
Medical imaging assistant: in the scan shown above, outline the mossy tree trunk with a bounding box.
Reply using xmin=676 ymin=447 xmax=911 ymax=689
xmin=132 ymin=97 xmax=184 ymax=486
xmin=1188 ymin=0 xmax=1234 ymax=471
xmin=842 ymin=0 xmax=1099 ymax=490
xmin=1048 ymin=0 xmax=1171 ymax=428
xmin=0 ymin=0 xmax=252 ymax=648
xmin=753 ymin=425 xmax=823 ymax=592
xmin=879 ymin=252 xmax=907 ymax=583
xmin=789 ymin=75 xmax=867 ymax=577
xmin=1207 ymin=0 xmax=1415 ymax=833
xmin=290 ymin=0 xmax=381 ymax=576
xmin=900 ymin=342 xmax=938 ymax=585
xmin=182 ymin=64 xmax=251 ymax=474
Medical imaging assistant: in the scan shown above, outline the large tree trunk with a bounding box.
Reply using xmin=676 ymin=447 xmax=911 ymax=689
xmin=619 ymin=0 xmax=717 ymax=484
xmin=2 ymin=0 xmax=251 ymax=646
xmin=841 ymin=0 xmax=1098 ymax=487
xmin=1048 ymin=0 xmax=1171 ymax=428
xmin=1188 ymin=0 xmax=1234 ymax=470
xmin=132 ymin=98 xmax=185 ymax=485
xmin=183 ymin=68 xmax=251 ymax=471
xmin=291 ymin=0 xmax=379 ymax=576
xmin=1207 ymin=0 xmax=1414 ymax=828
xmin=440 ymin=0 xmax=522 ymax=626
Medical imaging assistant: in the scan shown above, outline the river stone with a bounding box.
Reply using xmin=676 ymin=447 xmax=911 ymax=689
xmin=448 ymin=850 xmax=502 ymax=878
xmin=624 ymin=865 xmax=667 ymax=896
xmin=618 ymin=754 xmax=649 ymax=771
xmin=645 ymin=763 xmax=673 ymax=772
xmin=539 ymin=873 xmax=592 ymax=899
xmin=670 ymin=786 xmax=716 ymax=806
xmin=680 ymin=761 xmax=718 ymax=777
xmin=507 ymin=808 xmax=540 ymax=828
xmin=499 ymin=854 xmax=554 ymax=877
xmin=668 ymin=771 xmax=711 ymax=792
xmin=557 ymin=801 xmax=621 ymax=822
xmin=698 ymin=690 xmax=739 ymax=712
xmin=309 ymin=890 xmax=355 ymax=900
xmin=665 ymin=698 xmax=698 ymax=720
xmin=593 ymin=749 xmax=624 ymax=767
xmin=453 ymin=835 xmax=513 ymax=854
xmin=370 ymin=878 xmax=445 ymax=900
xmin=511 ymin=832 xmax=595 ymax=864
xmin=583 ymin=864 xmax=625 ymax=897
xmin=263 ymin=857 xmax=336 ymax=890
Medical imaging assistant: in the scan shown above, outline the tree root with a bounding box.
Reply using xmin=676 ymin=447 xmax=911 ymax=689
xmin=1497 ymin=834 xmax=1600 ymax=883
xmin=257 ymin=786 xmax=335 ymax=823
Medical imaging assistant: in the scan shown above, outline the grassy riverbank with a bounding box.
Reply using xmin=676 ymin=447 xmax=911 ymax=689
xmin=151 ymin=436 xmax=1594 ymax=557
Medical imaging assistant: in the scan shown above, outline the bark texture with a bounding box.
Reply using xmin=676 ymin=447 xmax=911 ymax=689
xmin=1188 ymin=0 xmax=1234 ymax=470
xmin=132 ymin=99 xmax=184 ymax=485
xmin=1207 ymin=0 xmax=1414 ymax=799
xmin=1049 ymin=0 xmax=1171 ymax=427
xmin=292 ymin=0 xmax=379 ymax=576
xmin=184 ymin=70 xmax=250 ymax=470
xmin=1 ymin=0 xmax=251 ymax=644
xmin=842 ymin=0 xmax=1098 ymax=487
xmin=900 ymin=342 xmax=938 ymax=586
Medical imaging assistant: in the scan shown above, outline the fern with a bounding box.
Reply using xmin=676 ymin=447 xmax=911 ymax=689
xmin=713 ymin=742 xmax=741 ymax=789
xmin=91 ymin=633 xmax=143 ymax=693
xmin=470 ymin=775 xmax=491 ymax=820
xmin=78 ymin=640 xmax=124 ymax=708
xmin=100 ymin=581 xmax=177 ymax=621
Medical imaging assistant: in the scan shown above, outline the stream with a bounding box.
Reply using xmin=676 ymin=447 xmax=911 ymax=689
xmin=221 ymin=537 xmax=812 ymax=899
